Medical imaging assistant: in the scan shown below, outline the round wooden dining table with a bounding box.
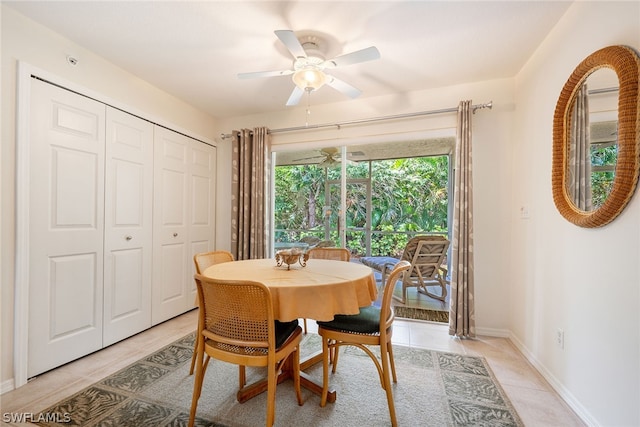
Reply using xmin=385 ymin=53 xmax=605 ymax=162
xmin=202 ymin=257 xmax=377 ymax=403
xmin=203 ymin=258 xmax=377 ymax=321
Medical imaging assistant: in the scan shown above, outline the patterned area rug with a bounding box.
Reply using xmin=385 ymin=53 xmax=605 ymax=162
xmin=36 ymin=333 xmax=523 ymax=427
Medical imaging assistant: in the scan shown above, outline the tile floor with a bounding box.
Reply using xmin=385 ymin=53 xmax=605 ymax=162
xmin=1 ymin=310 xmax=585 ymax=426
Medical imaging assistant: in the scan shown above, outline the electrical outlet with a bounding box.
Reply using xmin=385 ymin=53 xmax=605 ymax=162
xmin=556 ymin=329 xmax=564 ymax=349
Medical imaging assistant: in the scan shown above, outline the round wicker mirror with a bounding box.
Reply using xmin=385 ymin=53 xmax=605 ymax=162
xmin=552 ymin=45 xmax=640 ymax=227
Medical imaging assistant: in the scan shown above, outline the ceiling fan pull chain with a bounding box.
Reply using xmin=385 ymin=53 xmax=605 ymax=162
xmin=305 ymin=89 xmax=312 ymax=127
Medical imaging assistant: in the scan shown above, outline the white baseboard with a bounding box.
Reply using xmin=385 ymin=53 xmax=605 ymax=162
xmin=507 ymin=331 xmax=599 ymax=427
xmin=1 ymin=378 xmax=15 ymax=395
xmin=475 ymin=326 xmax=511 ymax=338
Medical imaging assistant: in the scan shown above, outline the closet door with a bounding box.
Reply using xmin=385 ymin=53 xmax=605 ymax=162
xmin=28 ymin=79 xmax=106 ymax=377
xmin=152 ymin=127 xmax=215 ymax=324
xmin=188 ymin=140 xmax=217 ymax=301
xmin=103 ymin=108 xmax=154 ymax=346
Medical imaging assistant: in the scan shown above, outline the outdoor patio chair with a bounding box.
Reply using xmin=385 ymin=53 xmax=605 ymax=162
xmin=360 ymin=235 xmax=449 ymax=304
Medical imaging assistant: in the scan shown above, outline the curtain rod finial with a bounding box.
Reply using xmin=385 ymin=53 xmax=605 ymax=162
xmin=472 ymin=101 xmax=492 ymax=114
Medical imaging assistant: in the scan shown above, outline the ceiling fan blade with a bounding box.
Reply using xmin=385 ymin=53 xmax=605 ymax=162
xmin=324 ymin=46 xmax=380 ymax=68
xmin=237 ymin=69 xmax=293 ymax=79
xmin=285 ymin=86 xmax=305 ymax=106
xmin=293 ymin=155 xmax=324 ymax=162
xmin=326 ymin=75 xmax=362 ymax=99
xmin=275 ymin=30 xmax=307 ymax=59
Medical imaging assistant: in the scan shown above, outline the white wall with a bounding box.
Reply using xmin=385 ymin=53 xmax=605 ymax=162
xmin=510 ymin=2 xmax=640 ymax=426
xmin=0 ymin=6 xmax=219 ymax=389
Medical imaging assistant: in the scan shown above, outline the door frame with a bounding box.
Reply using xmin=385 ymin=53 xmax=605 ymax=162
xmin=325 ymin=178 xmax=372 ymax=255
xmin=13 ymin=62 xmax=215 ymax=388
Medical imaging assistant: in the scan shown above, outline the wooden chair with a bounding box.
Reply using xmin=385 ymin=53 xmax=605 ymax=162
xmin=190 ymin=250 xmax=234 ymax=375
xmin=193 ymin=250 xmax=234 ymax=275
xmin=306 ymin=246 xmax=351 ymax=262
xmin=303 ymin=247 xmax=351 ymax=333
xmin=189 ymin=274 xmax=303 ymax=427
xmin=316 ymin=260 xmax=411 ymax=427
xmin=361 ymin=235 xmax=449 ymax=304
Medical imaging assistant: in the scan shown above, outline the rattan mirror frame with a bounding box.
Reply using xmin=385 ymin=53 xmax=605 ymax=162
xmin=552 ymin=45 xmax=640 ymax=228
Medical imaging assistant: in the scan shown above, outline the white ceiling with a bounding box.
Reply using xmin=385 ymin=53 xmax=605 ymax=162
xmin=6 ymin=1 xmax=572 ymax=119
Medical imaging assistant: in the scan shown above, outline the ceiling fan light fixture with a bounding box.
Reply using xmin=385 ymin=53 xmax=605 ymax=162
xmin=292 ymin=67 xmax=326 ymax=91
xmin=318 ymin=157 xmax=337 ymax=168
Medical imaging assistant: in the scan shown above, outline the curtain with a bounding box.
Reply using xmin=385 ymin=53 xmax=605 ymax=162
xmin=231 ymin=127 xmax=271 ymax=260
xmin=449 ymin=100 xmax=476 ymax=338
xmin=568 ymin=83 xmax=592 ymax=210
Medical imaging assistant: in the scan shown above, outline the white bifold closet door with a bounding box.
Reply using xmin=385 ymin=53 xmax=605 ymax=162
xmin=28 ymin=79 xmax=107 ymax=377
xmin=152 ymin=127 xmax=216 ymax=325
xmin=103 ymin=108 xmax=154 ymax=346
xmin=28 ymin=79 xmax=154 ymax=376
xmin=26 ymin=77 xmax=214 ymax=377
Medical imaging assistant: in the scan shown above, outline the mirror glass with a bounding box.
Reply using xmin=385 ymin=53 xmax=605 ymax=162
xmin=566 ymin=68 xmax=619 ymax=211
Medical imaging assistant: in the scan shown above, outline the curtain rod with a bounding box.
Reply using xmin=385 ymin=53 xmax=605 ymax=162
xmin=220 ymin=100 xmax=492 ymax=140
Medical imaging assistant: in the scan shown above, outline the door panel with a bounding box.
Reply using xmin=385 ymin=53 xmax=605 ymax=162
xmin=28 ymin=79 xmax=105 ymax=377
xmin=103 ymin=108 xmax=153 ymax=346
xmin=49 ymin=253 xmax=99 ymax=338
xmin=152 ymin=128 xmax=216 ymax=323
xmin=188 ymin=142 xmax=216 ymax=299
xmin=153 ymin=127 xmax=190 ymax=324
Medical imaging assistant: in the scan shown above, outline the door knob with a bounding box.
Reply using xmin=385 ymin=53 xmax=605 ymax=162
xmin=125 ymin=235 xmax=133 ymax=241
xmin=173 ymin=233 xmax=178 ymax=237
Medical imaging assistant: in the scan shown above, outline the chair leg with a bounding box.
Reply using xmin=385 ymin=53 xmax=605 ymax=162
xmin=380 ymin=343 xmax=398 ymax=427
xmin=387 ymin=341 xmax=398 ymax=383
xmin=239 ymin=365 xmax=246 ymax=388
xmin=266 ymin=364 xmax=277 ymax=427
xmin=331 ymin=341 xmax=341 ymax=374
xmin=292 ymin=348 xmax=303 ymax=406
xmin=320 ymin=336 xmax=331 ymax=407
xmin=303 ymin=318 xmax=308 ymax=334
xmin=188 ymin=347 xmax=207 ymax=427
xmin=329 ymin=341 xmax=338 ymax=366
xmin=189 ymin=338 xmax=198 ymax=375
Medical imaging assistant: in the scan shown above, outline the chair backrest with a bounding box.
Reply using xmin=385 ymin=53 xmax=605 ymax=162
xmin=194 ymin=274 xmax=275 ymax=353
xmin=380 ymin=261 xmax=411 ymax=329
xmin=307 ymin=247 xmax=351 ymax=262
xmin=401 ymin=236 xmax=449 ymax=282
xmin=193 ymin=250 xmax=234 ymax=274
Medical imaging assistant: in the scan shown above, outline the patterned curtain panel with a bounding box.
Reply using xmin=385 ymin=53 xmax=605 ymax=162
xmin=231 ymin=127 xmax=271 ymax=260
xmin=568 ymin=84 xmax=592 ymax=210
xmin=449 ymin=100 xmax=476 ymax=338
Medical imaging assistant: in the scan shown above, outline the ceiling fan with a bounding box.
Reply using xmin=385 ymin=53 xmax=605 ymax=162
xmin=293 ymin=147 xmax=343 ymax=168
xmin=238 ymin=30 xmax=380 ymax=106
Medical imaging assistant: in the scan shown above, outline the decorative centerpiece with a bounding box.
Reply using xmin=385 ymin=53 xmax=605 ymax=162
xmin=275 ymin=248 xmax=309 ymax=270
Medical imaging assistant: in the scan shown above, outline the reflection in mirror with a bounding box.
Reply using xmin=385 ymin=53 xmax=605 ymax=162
xmin=567 ymin=68 xmax=619 ymax=211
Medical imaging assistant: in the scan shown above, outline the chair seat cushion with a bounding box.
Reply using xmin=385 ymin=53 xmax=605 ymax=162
xmin=275 ymin=319 xmax=299 ymax=348
xmin=317 ymin=306 xmax=380 ymax=334
xmin=360 ymin=256 xmax=398 ymax=272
